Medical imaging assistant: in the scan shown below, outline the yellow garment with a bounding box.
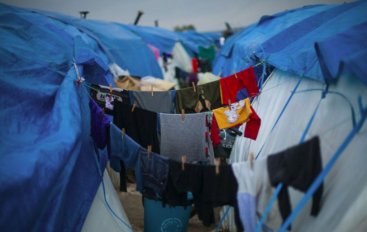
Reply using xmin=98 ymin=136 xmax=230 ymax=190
xmin=213 ymin=98 xmax=252 ymax=129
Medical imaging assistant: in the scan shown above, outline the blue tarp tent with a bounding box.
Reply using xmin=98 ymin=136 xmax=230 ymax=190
xmin=255 ymin=1 xmax=367 ymax=84
xmin=213 ymin=4 xmax=333 ymax=77
xmin=35 ymin=10 xmax=163 ymax=79
xmin=122 ymin=24 xmax=182 ymax=54
xmin=123 ymin=24 xmax=217 ymax=55
xmin=213 ymin=1 xmax=367 ymax=85
xmin=0 ymin=3 xmax=132 ymax=231
xmin=212 ymin=2 xmax=367 ymax=231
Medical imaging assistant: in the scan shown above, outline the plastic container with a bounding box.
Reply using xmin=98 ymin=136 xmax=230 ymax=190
xmin=144 ymin=198 xmax=192 ymax=232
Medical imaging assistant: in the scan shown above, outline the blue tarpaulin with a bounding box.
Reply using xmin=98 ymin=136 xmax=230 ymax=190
xmin=35 ymin=10 xmax=163 ymax=79
xmin=213 ymin=1 xmax=367 ymax=85
xmin=0 ymin=3 xmax=111 ymax=231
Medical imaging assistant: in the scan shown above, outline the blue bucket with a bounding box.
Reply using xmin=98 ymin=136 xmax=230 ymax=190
xmin=144 ymin=198 xmax=192 ymax=232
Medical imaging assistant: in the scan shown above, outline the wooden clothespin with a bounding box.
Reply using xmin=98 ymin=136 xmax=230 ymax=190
xmin=131 ymin=101 xmax=137 ymax=112
xmin=214 ymin=158 xmax=221 ymax=175
xmin=121 ymin=128 xmax=126 ymax=139
xmin=151 ymin=85 xmax=154 ymax=96
xmin=192 ymin=82 xmax=196 ymax=93
xmin=234 ymin=73 xmax=238 ymax=79
xmin=181 ymin=155 xmax=187 ymax=171
xmin=181 ymin=109 xmax=185 ymax=121
xmin=147 ymin=145 xmax=152 ymax=159
xmin=248 ymin=152 xmax=254 ymax=170
xmin=109 ymin=84 xmax=113 ymax=94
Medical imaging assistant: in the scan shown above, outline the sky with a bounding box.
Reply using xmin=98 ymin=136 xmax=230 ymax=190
xmin=0 ymin=0 xmax=353 ymax=32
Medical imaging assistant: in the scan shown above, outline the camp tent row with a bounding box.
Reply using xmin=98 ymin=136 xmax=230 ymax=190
xmin=1 ymin=1 xmax=366 ymax=231
xmin=213 ymin=1 xmax=367 ymax=231
xmin=0 ymin=3 xmax=218 ymax=232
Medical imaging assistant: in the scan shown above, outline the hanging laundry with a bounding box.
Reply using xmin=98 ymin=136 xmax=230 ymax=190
xmin=244 ymin=106 xmax=261 ymax=140
xmin=139 ymin=149 xmax=169 ymax=200
xmin=160 ymin=112 xmax=212 ymax=163
xmin=89 ymin=84 xmax=130 ymax=111
xmin=113 ymin=101 xmax=160 ymax=153
xmin=176 ymin=80 xmax=222 ymax=113
xmin=192 ymin=57 xmax=199 ymax=73
xmin=167 ymin=160 xmax=241 ymax=227
xmin=109 ymin=123 xmax=141 ymax=191
xmin=212 ymin=98 xmax=252 ymax=130
xmin=175 ymin=66 xmax=189 ymax=80
xmin=130 ymin=90 xmax=176 ymax=113
xmin=198 ymin=46 xmax=216 ymax=64
xmin=89 ymin=99 xmax=111 ymax=149
xmin=267 ymin=136 xmax=323 ymax=228
xmin=219 ymin=67 xmax=259 ymax=104
xmin=232 ymin=158 xmax=283 ymax=232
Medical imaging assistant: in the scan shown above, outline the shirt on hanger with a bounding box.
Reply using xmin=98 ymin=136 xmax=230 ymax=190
xmin=213 ymin=98 xmax=252 ymax=130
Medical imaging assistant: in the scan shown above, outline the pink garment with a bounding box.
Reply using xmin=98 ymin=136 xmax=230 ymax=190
xmin=147 ymin=44 xmax=160 ymax=61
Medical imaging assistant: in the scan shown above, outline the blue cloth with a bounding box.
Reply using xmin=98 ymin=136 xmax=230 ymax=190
xmin=89 ymin=99 xmax=111 ymax=149
xmin=109 ymin=123 xmax=140 ymax=171
xmin=0 ymin=4 xmax=111 ymax=231
xmin=140 ymin=150 xmax=169 ymax=199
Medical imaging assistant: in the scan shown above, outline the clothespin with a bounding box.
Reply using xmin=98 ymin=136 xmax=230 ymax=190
xmin=192 ymin=82 xmax=196 ymax=93
xmin=214 ymin=158 xmax=221 ymax=175
xmin=151 ymin=85 xmax=154 ymax=96
xmin=181 ymin=155 xmax=187 ymax=171
xmin=147 ymin=145 xmax=152 ymax=159
xmin=181 ymin=109 xmax=185 ymax=121
xmin=121 ymin=128 xmax=126 ymax=139
xmin=109 ymin=84 xmax=113 ymax=94
xmin=248 ymin=152 xmax=254 ymax=170
xmin=234 ymin=73 xmax=238 ymax=79
xmin=228 ymin=99 xmax=232 ymax=106
xmin=131 ymin=101 xmax=137 ymax=112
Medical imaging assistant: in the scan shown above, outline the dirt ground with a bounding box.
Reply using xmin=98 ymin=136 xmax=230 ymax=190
xmin=118 ymin=183 xmax=219 ymax=232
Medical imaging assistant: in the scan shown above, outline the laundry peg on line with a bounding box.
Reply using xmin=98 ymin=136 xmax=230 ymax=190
xmin=192 ymin=82 xmax=196 ymax=92
xmin=234 ymin=73 xmax=238 ymax=79
xmin=228 ymin=99 xmax=232 ymax=106
xmin=131 ymin=101 xmax=137 ymax=112
xmin=147 ymin=145 xmax=152 ymax=159
xmin=181 ymin=155 xmax=187 ymax=171
xmin=214 ymin=158 xmax=221 ymax=175
xmin=248 ymin=152 xmax=254 ymax=170
xmin=181 ymin=109 xmax=185 ymax=121
xmin=151 ymin=85 xmax=154 ymax=96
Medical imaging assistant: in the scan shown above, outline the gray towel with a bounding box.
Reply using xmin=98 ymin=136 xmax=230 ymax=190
xmin=132 ymin=90 xmax=175 ymax=113
xmin=160 ymin=112 xmax=213 ymax=163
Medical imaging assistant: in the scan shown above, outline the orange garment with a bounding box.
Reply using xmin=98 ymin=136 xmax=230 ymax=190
xmin=212 ymin=98 xmax=252 ymax=129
